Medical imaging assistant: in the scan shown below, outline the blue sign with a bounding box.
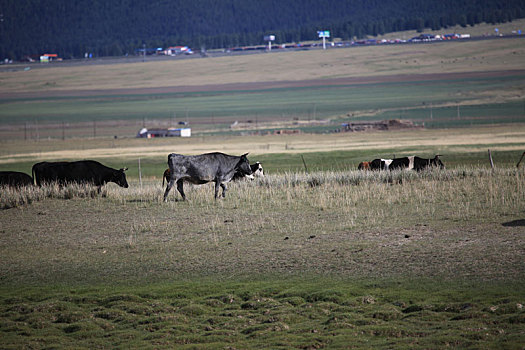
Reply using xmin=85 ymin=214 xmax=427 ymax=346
xmin=317 ymin=31 xmax=330 ymax=38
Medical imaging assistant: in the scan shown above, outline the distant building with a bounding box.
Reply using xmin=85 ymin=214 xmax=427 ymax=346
xmin=40 ymin=53 xmax=60 ymax=62
xmin=137 ymin=127 xmax=191 ymax=138
xmin=163 ymin=46 xmax=193 ymax=56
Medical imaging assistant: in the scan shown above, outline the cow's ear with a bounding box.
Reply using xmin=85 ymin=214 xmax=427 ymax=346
xmin=120 ymin=167 xmax=128 ymax=172
xmin=242 ymin=153 xmax=249 ymax=158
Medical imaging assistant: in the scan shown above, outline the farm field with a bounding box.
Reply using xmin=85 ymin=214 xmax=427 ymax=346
xmin=1 ymin=21 xmax=525 ymax=348
xmin=1 ymin=34 xmax=525 ymax=139
xmin=1 ymin=166 xmax=524 ymax=348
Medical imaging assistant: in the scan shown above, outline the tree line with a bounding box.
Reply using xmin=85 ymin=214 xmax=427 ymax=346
xmin=1 ymin=0 xmax=524 ymax=60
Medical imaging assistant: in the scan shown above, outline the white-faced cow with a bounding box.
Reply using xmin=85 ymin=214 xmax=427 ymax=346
xmin=32 ymin=160 xmax=129 ymax=191
xmin=163 ymin=152 xmax=252 ymax=201
xmin=232 ymin=161 xmax=264 ymax=181
xmin=0 ymin=171 xmax=33 ymax=188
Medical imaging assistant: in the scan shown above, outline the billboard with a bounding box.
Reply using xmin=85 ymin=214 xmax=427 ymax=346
xmin=317 ymin=31 xmax=330 ymax=38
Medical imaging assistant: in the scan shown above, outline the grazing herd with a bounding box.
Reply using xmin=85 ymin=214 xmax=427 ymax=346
xmin=1 ymin=152 xmax=444 ymax=201
xmin=359 ymin=155 xmax=444 ymax=171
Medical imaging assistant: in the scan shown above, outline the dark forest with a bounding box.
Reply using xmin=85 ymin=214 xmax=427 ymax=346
xmin=1 ymin=0 xmax=524 ymax=60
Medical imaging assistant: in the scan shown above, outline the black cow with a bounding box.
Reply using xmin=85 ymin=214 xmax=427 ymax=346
xmin=369 ymin=159 xmax=393 ymax=170
xmin=389 ymin=155 xmax=444 ymax=171
xmin=413 ymin=155 xmax=444 ymax=171
xmin=163 ymin=152 xmax=252 ymax=201
xmin=0 ymin=171 xmax=33 ymax=188
xmin=32 ymin=160 xmax=129 ymax=191
xmin=389 ymin=156 xmax=414 ymax=170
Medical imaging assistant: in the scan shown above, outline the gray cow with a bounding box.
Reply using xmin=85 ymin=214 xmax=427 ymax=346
xmin=163 ymin=152 xmax=253 ymax=201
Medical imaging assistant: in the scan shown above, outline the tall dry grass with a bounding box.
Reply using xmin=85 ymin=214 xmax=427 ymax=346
xmin=4 ymin=168 xmax=523 ymax=231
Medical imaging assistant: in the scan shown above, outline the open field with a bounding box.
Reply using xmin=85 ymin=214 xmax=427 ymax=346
xmin=1 ymin=33 xmax=525 ymax=139
xmin=1 ymin=167 xmax=524 ymax=348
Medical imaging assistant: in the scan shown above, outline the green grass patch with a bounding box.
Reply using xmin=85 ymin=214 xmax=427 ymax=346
xmin=1 ymin=279 xmax=523 ymax=349
xmin=2 ymin=74 xmax=524 ymax=128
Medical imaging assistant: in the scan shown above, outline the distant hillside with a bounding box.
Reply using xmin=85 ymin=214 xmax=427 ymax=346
xmin=1 ymin=0 xmax=524 ymax=60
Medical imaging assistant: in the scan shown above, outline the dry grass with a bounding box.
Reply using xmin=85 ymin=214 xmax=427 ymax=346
xmin=1 ymin=167 xmax=523 ymax=348
xmin=1 ymin=35 xmax=525 ymax=94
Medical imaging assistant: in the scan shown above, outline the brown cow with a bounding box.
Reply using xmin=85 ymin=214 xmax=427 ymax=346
xmin=358 ymin=161 xmax=370 ymax=170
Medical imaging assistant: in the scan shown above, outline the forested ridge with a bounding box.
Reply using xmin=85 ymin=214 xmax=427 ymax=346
xmin=1 ymin=0 xmax=524 ymax=60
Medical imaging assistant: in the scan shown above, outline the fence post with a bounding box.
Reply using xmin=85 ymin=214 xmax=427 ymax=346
xmin=516 ymin=151 xmax=525 ymax=168
xmin=488 ymin=149 xmax=494 ymax=170
xmin=138 ymin=158 xmax=142 ymax=189
xmin=301 ymin=155 xmax=308 ymax=174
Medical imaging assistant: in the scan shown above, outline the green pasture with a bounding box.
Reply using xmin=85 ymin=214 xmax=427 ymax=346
xmin=1 ymin=279 xmax=524 ymax=349
xmin=1 ymin=73 xmax=524 ymax=132
xmin=1 ymin=148 xmax=522 ymax=179
xmin=374 ymin=100 xmax=525 ymax=128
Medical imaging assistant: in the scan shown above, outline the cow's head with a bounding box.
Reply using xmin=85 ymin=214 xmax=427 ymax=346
xmin=114 ymin=167 xmax=129 ymax=188
xmin=236 ymin=153 xmax=253 ymax=176
xmin=252 ymin=162 xmax=264 ymax=177
xmin=432 ymin=155 xmax=445 ymax=169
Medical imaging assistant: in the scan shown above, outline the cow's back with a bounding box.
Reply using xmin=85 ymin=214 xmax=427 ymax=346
xmin=0 ymin=171 xmax=33 ymax=187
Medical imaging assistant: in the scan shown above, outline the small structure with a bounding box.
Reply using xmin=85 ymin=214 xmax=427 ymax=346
xmin=164 ymin=46 xmax=193 ymax=56
xmin=137 ymin=127 xmax=191 ymax=138
xmin=40 ymin=54 xmax=60 ymax=62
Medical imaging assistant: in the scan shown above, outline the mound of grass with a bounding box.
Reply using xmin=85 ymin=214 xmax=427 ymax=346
xmin=1 ymin=279 xmax=523 ymax=349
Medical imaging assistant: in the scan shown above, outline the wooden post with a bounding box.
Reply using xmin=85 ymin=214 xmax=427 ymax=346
xmin=488 ymin=149 xmax=494 ymax=169
xmin=138 ymin=158 xmax=142 ymax=189
xmin=301 ymin=155 xmax=308 ymax=174
xmin=516 ymin=151 xmax=525 ymax=168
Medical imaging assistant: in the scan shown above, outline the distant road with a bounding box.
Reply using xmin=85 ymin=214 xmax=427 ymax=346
xmin=1 ymin=34 xmax=524 ymax=72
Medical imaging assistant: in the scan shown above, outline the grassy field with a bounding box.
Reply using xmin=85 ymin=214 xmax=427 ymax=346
xmin=1 ymin=167 xmax=524 ymax=348
xmin=1 ymin=31 xmax=525 ymax=139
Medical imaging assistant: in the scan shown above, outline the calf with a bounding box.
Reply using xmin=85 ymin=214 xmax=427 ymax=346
xmin=357 ymin=161 xmax=370 ymax=170
xmin=232 ymin=161 xmax=264 ymax=181
xmin=0 ymin=171 xmax=33 ymax=188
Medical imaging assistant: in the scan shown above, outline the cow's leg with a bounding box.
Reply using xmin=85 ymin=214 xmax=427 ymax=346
xmin=214 ymin=181 xmax=222 ymax=199
xmin=163 ymin=179 xmax=175 ymax=202
xmin=220 ymin=183 xmax=227 ymax=198
xmin=176 ymin=179 xmax=186 ymax=200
